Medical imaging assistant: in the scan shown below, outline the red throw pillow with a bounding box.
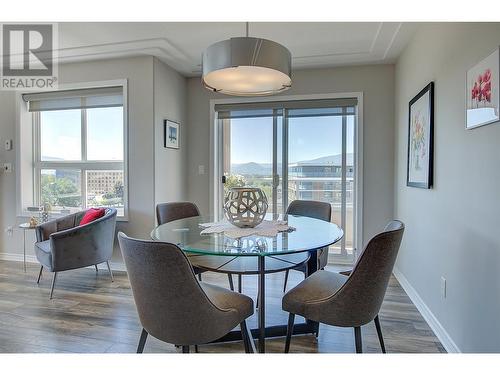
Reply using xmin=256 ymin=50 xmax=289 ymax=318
xmin=79 ymin=208 xmax=106 ymax=226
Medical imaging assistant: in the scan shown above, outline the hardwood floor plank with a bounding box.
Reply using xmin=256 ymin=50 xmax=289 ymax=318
xmin=0 ymin=260 xmax=445 ymax=353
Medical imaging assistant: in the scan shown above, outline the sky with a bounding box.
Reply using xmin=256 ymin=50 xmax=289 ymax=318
xmin=41 ymin=107 xmax=123 ymax=161
xmin=41 ymin=109 xmax=353 ymax=165
xmin=229 ymin=115 xmax=354 ymax=164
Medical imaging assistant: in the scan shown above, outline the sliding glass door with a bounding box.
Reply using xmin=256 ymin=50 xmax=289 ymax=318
xmin=219 ymin=109 xmax=284 ymax=216
xmin=216 ymin=99 xmax=357 ymax=264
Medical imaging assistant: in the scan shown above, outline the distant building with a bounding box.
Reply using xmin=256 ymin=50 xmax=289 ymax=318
xmin=288 ymin=154 xmax=354 ymax=205
xmin=287 ymin=154 xmax=354 ymax=250
xmin=87 ymin=171 xmax=123 ymax=196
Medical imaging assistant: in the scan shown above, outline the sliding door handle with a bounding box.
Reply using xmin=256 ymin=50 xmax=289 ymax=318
xmin=273 ymin=174 xmax=280 ymax=188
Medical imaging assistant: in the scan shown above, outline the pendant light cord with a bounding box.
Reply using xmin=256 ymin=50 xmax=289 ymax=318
xmin=246 ymin=22 xmax=249 ymax=37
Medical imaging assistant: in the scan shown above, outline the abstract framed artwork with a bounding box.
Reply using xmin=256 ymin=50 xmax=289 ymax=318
xmin=407 ymin=82 xmax=434 ymax=189
xmin=466 ymin=48 xmax=499 ymax=129
xmin=164 ymin=120 xmax=179 ymax=149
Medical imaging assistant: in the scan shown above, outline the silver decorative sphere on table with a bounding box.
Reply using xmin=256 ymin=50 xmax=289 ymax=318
xmin=224 ymin=187 xmax=268 ymax=228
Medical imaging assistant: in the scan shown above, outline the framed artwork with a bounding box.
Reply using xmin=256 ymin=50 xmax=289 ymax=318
xmin=407 ymin=82 xmax=434 ymax=189
xmin=164 ymin=120 xmax=179 ymax=149
xmin=466 ymin=48 xmax=499 ymax=129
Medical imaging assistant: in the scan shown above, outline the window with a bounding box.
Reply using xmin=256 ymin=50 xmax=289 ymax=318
xmin=300 ymin=191 xmax=313 ymax=200
xmin=298 ymin=182 xmax=312 ymax=190
xmin=22 ymin=85 xmax=127 ymax=218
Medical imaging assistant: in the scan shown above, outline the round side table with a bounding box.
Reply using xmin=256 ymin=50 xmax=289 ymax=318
xmin=19 ymin=223 xmax=36 ymax=272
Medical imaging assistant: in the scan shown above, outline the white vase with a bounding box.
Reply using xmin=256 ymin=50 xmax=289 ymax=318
xmin=224 ymin=187 xmax=268 ymax=228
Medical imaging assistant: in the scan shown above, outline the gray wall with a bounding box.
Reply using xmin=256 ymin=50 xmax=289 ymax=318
xmin=0 ymin=56 xmax=187 ymax=264
xmin=153 ymin=57 xmax=188 ymax=220
xmin=186 ymin=65 xmax=396 ymax=246
xmin=394 ymin=23 xmax=500 ymax=352
xmin=0 ymin=90 xmax=17 ymax=256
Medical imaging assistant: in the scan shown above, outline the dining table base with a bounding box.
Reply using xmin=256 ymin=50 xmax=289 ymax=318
xmin=210 ymin=321 xmax=319 ymax=351
xmin=209 ymin=253 xmax=319 ymax=353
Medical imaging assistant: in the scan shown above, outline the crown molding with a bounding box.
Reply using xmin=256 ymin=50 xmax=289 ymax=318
xmin=1 ymin=23 xmax=410 ymax=78
xmin=284 ymin=22 xmax=403 ymax=69
xmin=56 ymin=37 xmax=194 ymax=74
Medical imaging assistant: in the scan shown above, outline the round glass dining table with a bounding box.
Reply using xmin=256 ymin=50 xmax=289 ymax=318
xmin=151 ymin=214 xmax=343 ymax=353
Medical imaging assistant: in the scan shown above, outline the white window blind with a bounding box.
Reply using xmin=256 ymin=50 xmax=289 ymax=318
xmin=22 ymin=86 xmax=123 ymax=112
xmin=215 ymin=98 xmax=357 ymax=119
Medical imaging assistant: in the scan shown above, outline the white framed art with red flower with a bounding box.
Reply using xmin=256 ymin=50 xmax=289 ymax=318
xmin=466 ymin=48 xmax=499 ymax=129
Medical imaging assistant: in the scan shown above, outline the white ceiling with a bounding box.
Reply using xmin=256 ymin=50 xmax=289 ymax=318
xmin=57 ymin=22 xmax=418 ymax=77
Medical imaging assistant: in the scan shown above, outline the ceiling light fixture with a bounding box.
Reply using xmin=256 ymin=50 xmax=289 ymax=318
xmin=201 ymin=22 xmax=292 ymax=96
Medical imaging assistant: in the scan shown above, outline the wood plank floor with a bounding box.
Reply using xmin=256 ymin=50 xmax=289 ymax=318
xmin=0 ymin=260 xmax=445 ymax=353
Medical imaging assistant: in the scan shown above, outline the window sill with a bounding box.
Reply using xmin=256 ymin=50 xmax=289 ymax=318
xmin=18 ymin=211 xmax=129 ymax=222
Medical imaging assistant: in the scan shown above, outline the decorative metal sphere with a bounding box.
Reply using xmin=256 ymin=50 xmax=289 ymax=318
xmin=224 ymin=187 xmax=268 ymax=228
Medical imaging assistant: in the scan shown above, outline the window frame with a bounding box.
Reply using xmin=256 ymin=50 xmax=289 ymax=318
xmin=210 ymin=92 xmax=363 ymax=265
xmin=217 ymin=105 xmax=356 ymax=261
xmin=17 ymin=79 xmax=129 ymax=221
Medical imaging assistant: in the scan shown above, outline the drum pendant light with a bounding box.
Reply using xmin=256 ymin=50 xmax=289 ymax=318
xmin=202 ymin=23 xmax=292 ymax=96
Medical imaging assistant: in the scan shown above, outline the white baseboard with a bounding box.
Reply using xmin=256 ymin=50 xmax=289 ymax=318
xmin=0 ymin=252 xmax=38 ymax=263
xmin=0 ymin=252 xmax=126 ymax=272
xmin=393 ymin=267 xmax=461 ymax=353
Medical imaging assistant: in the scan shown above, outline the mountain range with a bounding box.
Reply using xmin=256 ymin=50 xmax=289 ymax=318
xmin=231 ymin=153 xmax=353 ymax=176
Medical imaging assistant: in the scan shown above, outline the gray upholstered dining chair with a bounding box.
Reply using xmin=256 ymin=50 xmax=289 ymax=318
xmin=282 ymin=220 xmax=404 ymax=353
xmin=282 ymin=200 xmax=332 ymax=292
xmin=156 ymin=201 xmax=200 ymax=226
xmin=156 ymin=202 xmax=235 ymax=290
xmin=34 ymin=208 xmax=117 ymax=299
xmin=118 ymin=233 xmax=255 ymax=353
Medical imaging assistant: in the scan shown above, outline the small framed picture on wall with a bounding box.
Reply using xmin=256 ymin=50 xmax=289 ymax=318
xmin=466 ymin=47 xmax=499 ymax=129
xmin=407 ymin=82 xmax=434 ymax=189
xmin=164 ymin=120 xmax=180 ymax=149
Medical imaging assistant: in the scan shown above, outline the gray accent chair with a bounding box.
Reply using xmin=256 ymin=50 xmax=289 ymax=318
xmin=118 ymin=233 xmax=255 ymax=353
xmin=282 ymin=200 xmax=332 ymax=292
xmin=282 ymin=220 xmax=404 ymax=353
xmin=34 ymin=208 xmax=117 ymax=299
xmin=156 ymin=202 xmax=235 ymax=290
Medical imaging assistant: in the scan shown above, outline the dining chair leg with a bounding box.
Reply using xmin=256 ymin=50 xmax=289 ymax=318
xmin=228 ymin=274 xmax=234 ymax=291
xmin=36 ymin=266 xmax=43 ymax=284
xmin=194 ymin=345 xmax=199 ymax=353
xmin=374 ymin=315 xmax=386 ymax=353
xmin=283 ymin=269 xmax=289 ymax=293
xmin=240 ymin=320 xmax=256 ymax=353
xmin=137 ymin=328 xmax=148 ymax=353
xmin=241 ymin=322 xmax=249 ymax=353
xmin=106 ymin=261 xmax=114 ymax=282
xmin=49 ymin=272 xmax=57 ymax=300
xmin=354 ymin=327 xmax=362 ymax=353
xmin=315 ymin=323 xmax=320 ymax=338
xmin=95 ymin=264 xmax=99 ymax=273
xmin=284 ymin=313 xmax=295 ymax=353
xmin=182 ymin=346 xmax=190 ymax=353
xmin=198 ymin=273 xmax=202 ymax=281
xmin=238 ymin=274 xmax=242 ymax=293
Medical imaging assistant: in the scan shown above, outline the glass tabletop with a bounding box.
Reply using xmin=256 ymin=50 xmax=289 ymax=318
xmin=151 ymin=214 xmax=344 ymax=257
